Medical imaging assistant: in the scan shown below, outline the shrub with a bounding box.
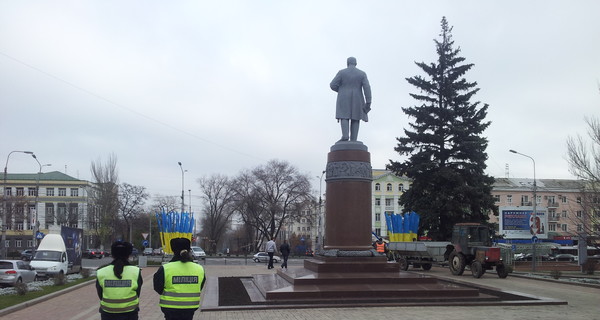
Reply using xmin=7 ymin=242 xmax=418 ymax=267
xmin=80 ymin=268 xmax=91 ymax=278
xmin=53 ymin=273 xmax=67 ymax=286
xmin=550 ymin=269 xmax=562 ymax=279
xmin=14 ymin=282 xmax=28 ymax=295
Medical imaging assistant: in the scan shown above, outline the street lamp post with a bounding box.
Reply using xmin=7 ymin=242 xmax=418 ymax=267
xmin=316 ymin=170 xmax=326 ymax=252
xmin=2 ymin=150 xmax=34 ymax=259
xmin=178 ymin=162 xmax=185 ymax=213
xmin=509 ymin=149 xmax=537 ymax=272
xmin=31 ymin=154 xmax=51 ymax=249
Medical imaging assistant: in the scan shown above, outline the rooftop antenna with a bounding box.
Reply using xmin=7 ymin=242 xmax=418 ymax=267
xmin=505 ymin=163 xmax=509 ymax=178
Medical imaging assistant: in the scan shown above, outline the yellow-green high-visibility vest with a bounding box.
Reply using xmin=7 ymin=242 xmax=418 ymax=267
xmin=97 ymin=265 xmax=140 ymax=313
xmin=159 ymin=261 xmax=205 ymax=309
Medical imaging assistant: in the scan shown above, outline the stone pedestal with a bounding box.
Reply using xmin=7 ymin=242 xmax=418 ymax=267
xmin=324 ymin=141 xmax=372 ymax=251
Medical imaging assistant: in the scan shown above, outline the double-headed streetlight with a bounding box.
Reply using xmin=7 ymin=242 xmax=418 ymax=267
xmin=31 ymin=154 xmax=51 ymax=249
xmin=2 ymin=150 xmax=34 ymax=259
xmin=509 ymin=149 xmax=537 ymax=272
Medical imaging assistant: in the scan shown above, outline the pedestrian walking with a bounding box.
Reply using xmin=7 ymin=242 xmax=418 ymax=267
xmin=96 ymin=241 xmax=143 ymax=320
xmin=279 ymin=240 xmax=290 ymax=269
xmin=266 ymin=237 xmax=277 ymax=269
xmin=153 ymin=238 xmax=206 ymax=320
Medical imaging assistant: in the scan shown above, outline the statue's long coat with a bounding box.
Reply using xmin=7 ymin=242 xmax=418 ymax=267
xmin=330 ymin=65 xmax=372 ymax=122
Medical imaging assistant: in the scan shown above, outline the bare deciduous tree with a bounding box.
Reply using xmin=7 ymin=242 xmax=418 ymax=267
xmin=88 ymin=154 xmax=119 ymax=248
xmin=566 ymin=116 xmax=600 ymax=258
xmin=118 ymin=183 xmax=149 ymax=243
xmin=197 ymin=174 xmax=236 ymax=254
xmin=233 ymin=160 xmax=313 ymax=250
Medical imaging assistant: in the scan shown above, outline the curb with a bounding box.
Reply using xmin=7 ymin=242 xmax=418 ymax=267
xmin=0 ymin=278 xmax=96 ymax=317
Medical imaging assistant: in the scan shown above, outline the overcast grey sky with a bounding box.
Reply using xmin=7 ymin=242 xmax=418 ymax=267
xmin=1 ymin=1 xmax=599 ymax=212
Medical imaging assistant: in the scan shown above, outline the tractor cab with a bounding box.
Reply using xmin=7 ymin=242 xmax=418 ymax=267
xmin=452 ymin=223 xmax=492 ymax=250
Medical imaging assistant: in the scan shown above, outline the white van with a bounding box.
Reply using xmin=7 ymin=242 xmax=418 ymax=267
xmin=30 ymin=234 xmax=69 ymax=278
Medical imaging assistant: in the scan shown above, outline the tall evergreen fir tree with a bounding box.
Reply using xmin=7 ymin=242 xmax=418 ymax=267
xmin=388 ymin=17 xmax=497 ymax=241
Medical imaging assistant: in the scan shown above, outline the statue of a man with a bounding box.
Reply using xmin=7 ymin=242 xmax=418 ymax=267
xmin=330 ymin=57 xmax=372 ymax=142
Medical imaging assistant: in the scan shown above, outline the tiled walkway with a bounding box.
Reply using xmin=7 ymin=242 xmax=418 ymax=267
xmin=1 ymin=265 xmax=598 ymax=320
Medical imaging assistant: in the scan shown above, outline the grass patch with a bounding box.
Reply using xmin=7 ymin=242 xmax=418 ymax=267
xmin=0 ymin=277 xmax=95 ymax=310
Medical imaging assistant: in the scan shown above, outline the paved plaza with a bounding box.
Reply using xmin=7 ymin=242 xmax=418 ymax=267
xmin=1 ymin=264 xmax=599 ymax=320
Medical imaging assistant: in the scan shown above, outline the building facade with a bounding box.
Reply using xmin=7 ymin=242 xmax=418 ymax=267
xmin=371 ymin=169 xmax=411 ymax=238
xmin=1 ymin=171 xmax=89 ymax=255
xmin=491 ymin=178 xmax=594 ymax=241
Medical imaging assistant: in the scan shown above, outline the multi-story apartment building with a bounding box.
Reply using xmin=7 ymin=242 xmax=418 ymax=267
xmin=491 ymin=178 xmax=589 ymax=241
xmin=1 ymin=171 xmax=89 ymax=254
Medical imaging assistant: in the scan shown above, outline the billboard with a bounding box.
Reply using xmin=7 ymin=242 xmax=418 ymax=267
xmin=499 ymin=207 xmax=547 ymax=239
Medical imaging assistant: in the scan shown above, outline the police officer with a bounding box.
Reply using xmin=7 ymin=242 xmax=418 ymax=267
xmin=153 ymin=238 xmax=206 ymax=320
xmin=96 ymin=241 xmax=143 ymax=320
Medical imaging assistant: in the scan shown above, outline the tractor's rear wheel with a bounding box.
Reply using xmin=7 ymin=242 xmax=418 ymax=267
xmin=496 ymin=263 xmax=509 ymax=279
xmin=448 ymin=251 xmax=466 ymax=276
xmin=397 ymin=257 xmax=409 ymax=271
xmin=471 ymin=261 xmax=484 ymax=278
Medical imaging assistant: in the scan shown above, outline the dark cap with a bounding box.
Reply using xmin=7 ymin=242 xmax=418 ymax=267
xmin=111 ymin=241 xmax=133 ymax=259
xmin=170 ymin=238 xmax=191 ymax=254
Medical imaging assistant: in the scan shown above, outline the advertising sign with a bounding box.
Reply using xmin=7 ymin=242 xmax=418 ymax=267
xmin=499 ymin=207 xmax=548 ymax=239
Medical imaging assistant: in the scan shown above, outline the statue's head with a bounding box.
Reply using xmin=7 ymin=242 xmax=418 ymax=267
xmin=347 ymin=57 xmax=357 ymax=66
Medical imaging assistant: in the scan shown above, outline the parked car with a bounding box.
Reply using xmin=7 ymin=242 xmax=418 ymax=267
xmin=20 ymin=249 xmax=35 ymax=261
xmin=143 ymin=248 xmax=153 ymax=256
xmin=0 ymin=260 xmax=38 ymax=287
xmin=131 ymin=248 xmax=139 ymax=257
xmin=253 ymin=252 xmax=280 ymax=263
xmin=551 ymin=254 xmax=577 ymax=262
xmin=153 ymin=248 xmax=164 ymax=256
xmin=191 ymin=246 xmax=206 ymax=260
xmin=83 ymin=249 xmax=104 ymax=259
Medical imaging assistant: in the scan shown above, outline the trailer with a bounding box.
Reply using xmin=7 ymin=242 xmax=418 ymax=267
xmin=387 ymin=241 xmax=452 ymax=271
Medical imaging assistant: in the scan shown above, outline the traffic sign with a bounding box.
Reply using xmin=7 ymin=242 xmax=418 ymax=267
xmin=531 ymin=236 xmax=538 ymax=243
xmin=143 ymin=240 xmax=149 ymax=247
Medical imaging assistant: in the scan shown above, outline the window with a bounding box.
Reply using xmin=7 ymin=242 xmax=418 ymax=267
xmin=4 ymin=187 xmax=11 ymax=196
xmin=561 ymin=224 xmax=567 ymax=232
xmin=521 ymin=195 xmax=529 ymax=205
xmin=46 ymin=188 xmax=54 ymax=196
xmin=576 ymin=211 xmax=582 ymax=218
xmin=27 ymin=240 xmax=33 ymax=247
xmin=536 ymin=195 xmax=541 ymax=204
xmin=307 ymin=227 xmax=310 ymax=231
xmin=297 ymin=227 xmax=300 ymax=231
xmin=561 ymin=210 xmax=567 ymax=218
xmin=385 ymin=198 xmax=393 ymax=206
xmin=16 ymin=240 xmax=22 ymax=248
xmin=493 ymin=195 xmax=500 ymax=202
xmin=398 ymin=184 xmax=404 ymax=192
xmin=301 ymin=218 xmax=306 ymax=223
xmin=28 ymin=188 xmax=37 ymax=196
xmin=561 ymin=196 xmax=567 ymax=203
xmin=595 ymin=210 xmax=600 ymax=218
xmin=4 ymin=240 xmax=8 ymax=248
xmin=577 ymin=224 xmax=583 ymax=232
xmin=70 ymin=188 xmax=78 ymax=197
xmin=549 ymin=209 xmax=556 ymax=218
xmin=507 ymin=195 xmax=512 ymax=203
xmin=386 ymin=183 xmax=392 ymax=191
xmin=375 ymin=198 xmax=381 ymax=206
xmin=375 ymin=183 xmax=381 ymax=191
xmin=58 ymin=188 xmax=66 ymax=196
xmin=547 ymin=196 xmax=556 ymax=204
xmin=375 ymin=213 xmax=381 ymax=221
xmin=577 ymin=197 xmax=582 ymax=204
xmin=302 ymin=227 xmax=305 ymax=231
xmin=549 ymin=224 xmax=556 ymax=232
xmin=375 ymin=228 xmax=381 ymax=237
xmin=16 ymin=187 xmax=24 ymax=196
